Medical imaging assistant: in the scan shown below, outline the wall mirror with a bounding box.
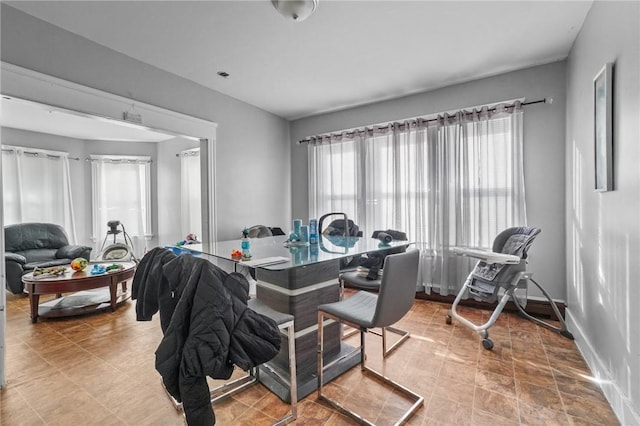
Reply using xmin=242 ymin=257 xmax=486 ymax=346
xmin=1 ymin=95 xmax=212 ymax=257
xmin=0 ymin=62 xmax=218 ymax=388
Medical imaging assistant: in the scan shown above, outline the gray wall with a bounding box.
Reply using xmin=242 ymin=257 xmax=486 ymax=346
xmin=0 ymin=5 xmax=292 ymax=242
xmin=291 ymin=62 xmax=567 ymax=300
xmin=565 ymin=1 xmax=640 ymax=424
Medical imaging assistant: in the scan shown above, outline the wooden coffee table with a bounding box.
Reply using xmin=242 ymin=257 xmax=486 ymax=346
xmin=22 ymin=262 xmax=136 ymax=323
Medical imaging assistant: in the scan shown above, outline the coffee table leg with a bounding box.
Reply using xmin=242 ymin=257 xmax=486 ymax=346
xmin=110 ymin=282 xmax=117 ymax=312
xmin=30 ymin=294 xmax=40 ymax=323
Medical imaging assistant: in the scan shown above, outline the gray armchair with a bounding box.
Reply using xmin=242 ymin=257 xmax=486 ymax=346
xmin=4 ymin=223 xmax=92 ymax=294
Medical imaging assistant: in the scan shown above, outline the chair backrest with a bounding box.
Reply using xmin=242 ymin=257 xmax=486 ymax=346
xmin=492 ymin=226 xmax=541 ymax=259
xmin=471 ymin=227 xmax=540 ymax=286
xmin=371 ymin=249 xmax=420 ymax=327
xmin=4 ymin=222 xmax=70 ymax=252
xmin=318 ymin=212 xmax=363 ymax=237
xmin=247 ymin=225 xmax=273 ymax=238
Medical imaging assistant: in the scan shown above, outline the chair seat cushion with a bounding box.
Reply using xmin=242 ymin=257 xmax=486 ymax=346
xmin=18 ymin=248 xmax=59 ymax=264
xmin=248 ymin=299 xmax=293 ymax=326
xmin=318 ymin=291 xmax=377 ymax=328
xmin=340 ymin=271 xmax=381 ymax=290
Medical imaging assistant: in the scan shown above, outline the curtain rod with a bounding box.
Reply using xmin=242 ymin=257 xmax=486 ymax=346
xmin=175 ymin=151 xmax=200 ymax=157
xmin=298 ymin=97 xmax=552 ymax=144
xmin=86 ymin=158 xmax=152 ymax=164
xmin=1 ymin=147 xmax=80 ymax=160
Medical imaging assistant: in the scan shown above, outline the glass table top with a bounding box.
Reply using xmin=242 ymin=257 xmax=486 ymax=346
xmin=185 ymin=235 xmax=411 ymax=270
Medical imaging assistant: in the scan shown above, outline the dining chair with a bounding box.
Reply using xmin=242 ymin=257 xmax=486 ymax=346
xmin=164 ymin=297 xmax=297 ymax=426
xmin=317 ymin=249 xmax=423 ymax=425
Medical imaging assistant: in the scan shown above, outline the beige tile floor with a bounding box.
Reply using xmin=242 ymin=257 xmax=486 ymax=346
xmin=1 ymin=290 xmax=619 ymax=425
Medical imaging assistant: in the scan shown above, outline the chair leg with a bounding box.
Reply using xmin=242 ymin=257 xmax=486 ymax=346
xmin=342 ymin=325 xmax=359 ymax=339
xmin=162 ymin=379 xmax=182 ymax=410
xmin=338 ymin=278 xmax=359 ymax=340
xmin=382 ymin=326 xmax=410 ymax=358
xmin=515 ymin=278 xmax=575 ymax=340
xmin=210 ymin=370 xmax=259 ymax=404
xmin=162 ymin=369 xmax=259 ymax=411
xmin=162 ymin=320 xmax=297 ymax=426
xmin=317 ymin=310 xmax=423 ymax=425
xmin=271 ymin=318 xmax=297 ymax=425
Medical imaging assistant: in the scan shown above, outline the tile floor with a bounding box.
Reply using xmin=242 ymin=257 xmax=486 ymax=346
xmin=0 ymin=290 xmax=619 ymax=425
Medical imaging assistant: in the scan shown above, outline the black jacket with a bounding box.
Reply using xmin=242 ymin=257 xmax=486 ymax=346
xmin=131 ymin=247 xmax=178 ymax=332
xmin=135 ymin=251 xmax=281 ymax=425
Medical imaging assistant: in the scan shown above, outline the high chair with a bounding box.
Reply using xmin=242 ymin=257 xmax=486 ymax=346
xmin=446 ymin=227 xmax=574 ymax=350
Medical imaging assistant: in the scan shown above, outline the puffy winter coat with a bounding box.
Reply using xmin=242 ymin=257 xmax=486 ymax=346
xmin=134 ymin=251 xmax=282 ymax=425
xmin=131 ymin=247 xmax=178 ymax=332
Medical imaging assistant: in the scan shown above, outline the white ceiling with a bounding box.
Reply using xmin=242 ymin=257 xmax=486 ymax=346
xmin=6 ymin=0 xmax=592 ymax=122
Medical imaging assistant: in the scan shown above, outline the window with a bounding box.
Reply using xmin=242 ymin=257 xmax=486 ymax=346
xmin=179 ymin=148 xmax=201 ymax=237
xmin=308 ymin=138 xmax=360 ymax=221
xmin=308 ymin=103 xmax=526 ymax=294
xmin=90 ymin=155 xmax=152 ymax=246
xmin=2 ymin=146 xmax=77 ymax=242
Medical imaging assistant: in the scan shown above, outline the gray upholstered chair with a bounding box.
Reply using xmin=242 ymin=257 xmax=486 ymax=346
xmin=247 ymin=225 xmax=273 ymax=238
xmin=232 ymin=298 xmax=297 ymax=425
xmin=338 ymin=230 xmax=408 ymax=292
xmin=164 ymin=297 xmax=297 ymax=426
xmin=317 ymin=249 xmax=423 ymax=425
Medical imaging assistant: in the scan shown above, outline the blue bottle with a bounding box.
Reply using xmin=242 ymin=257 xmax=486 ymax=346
xmin=309 ymin=219 xmax=318 ymax=245
xmin=293 ymin=219 xmax=302 ymax=236
xmin=241 ymin=228 xmax=252 ymax=260
xmin=310 ymin=242 xmax=319 ymax=261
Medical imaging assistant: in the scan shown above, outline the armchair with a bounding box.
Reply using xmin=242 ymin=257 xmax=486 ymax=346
xmin=4 ymin=223 xmax=92 ymax=294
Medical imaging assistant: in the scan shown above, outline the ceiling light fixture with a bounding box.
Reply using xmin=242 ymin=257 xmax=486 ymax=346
xmin=271 ymin=0 xmax=318 ymax=22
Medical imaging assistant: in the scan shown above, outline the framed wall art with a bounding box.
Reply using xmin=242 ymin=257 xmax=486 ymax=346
xmin=594 ymin=62 xmax=613 ymax=191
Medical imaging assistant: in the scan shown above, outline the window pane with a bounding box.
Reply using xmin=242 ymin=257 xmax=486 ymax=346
xmin=91 ymin=156 xmax=151 ymax=241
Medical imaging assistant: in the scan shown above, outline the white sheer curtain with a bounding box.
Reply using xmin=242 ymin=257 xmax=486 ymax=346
xmin=308 ymin=134 xmax=361 ymax=221
xmin=91 ymin=155 xmax=151 ymax=257
xmin=180 ymin=148 xmax=201 ymax=238
xmin=308 ymin=102 xmax=526 ymax=294
xmin=2 ymin=145 xmax=77 ymax=243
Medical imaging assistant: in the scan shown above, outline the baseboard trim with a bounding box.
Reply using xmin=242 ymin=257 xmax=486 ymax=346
xmin=414 ymin=291 xmax=566 ymax=320
xmin=565 ymin=309 xmax=639 ymax=426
